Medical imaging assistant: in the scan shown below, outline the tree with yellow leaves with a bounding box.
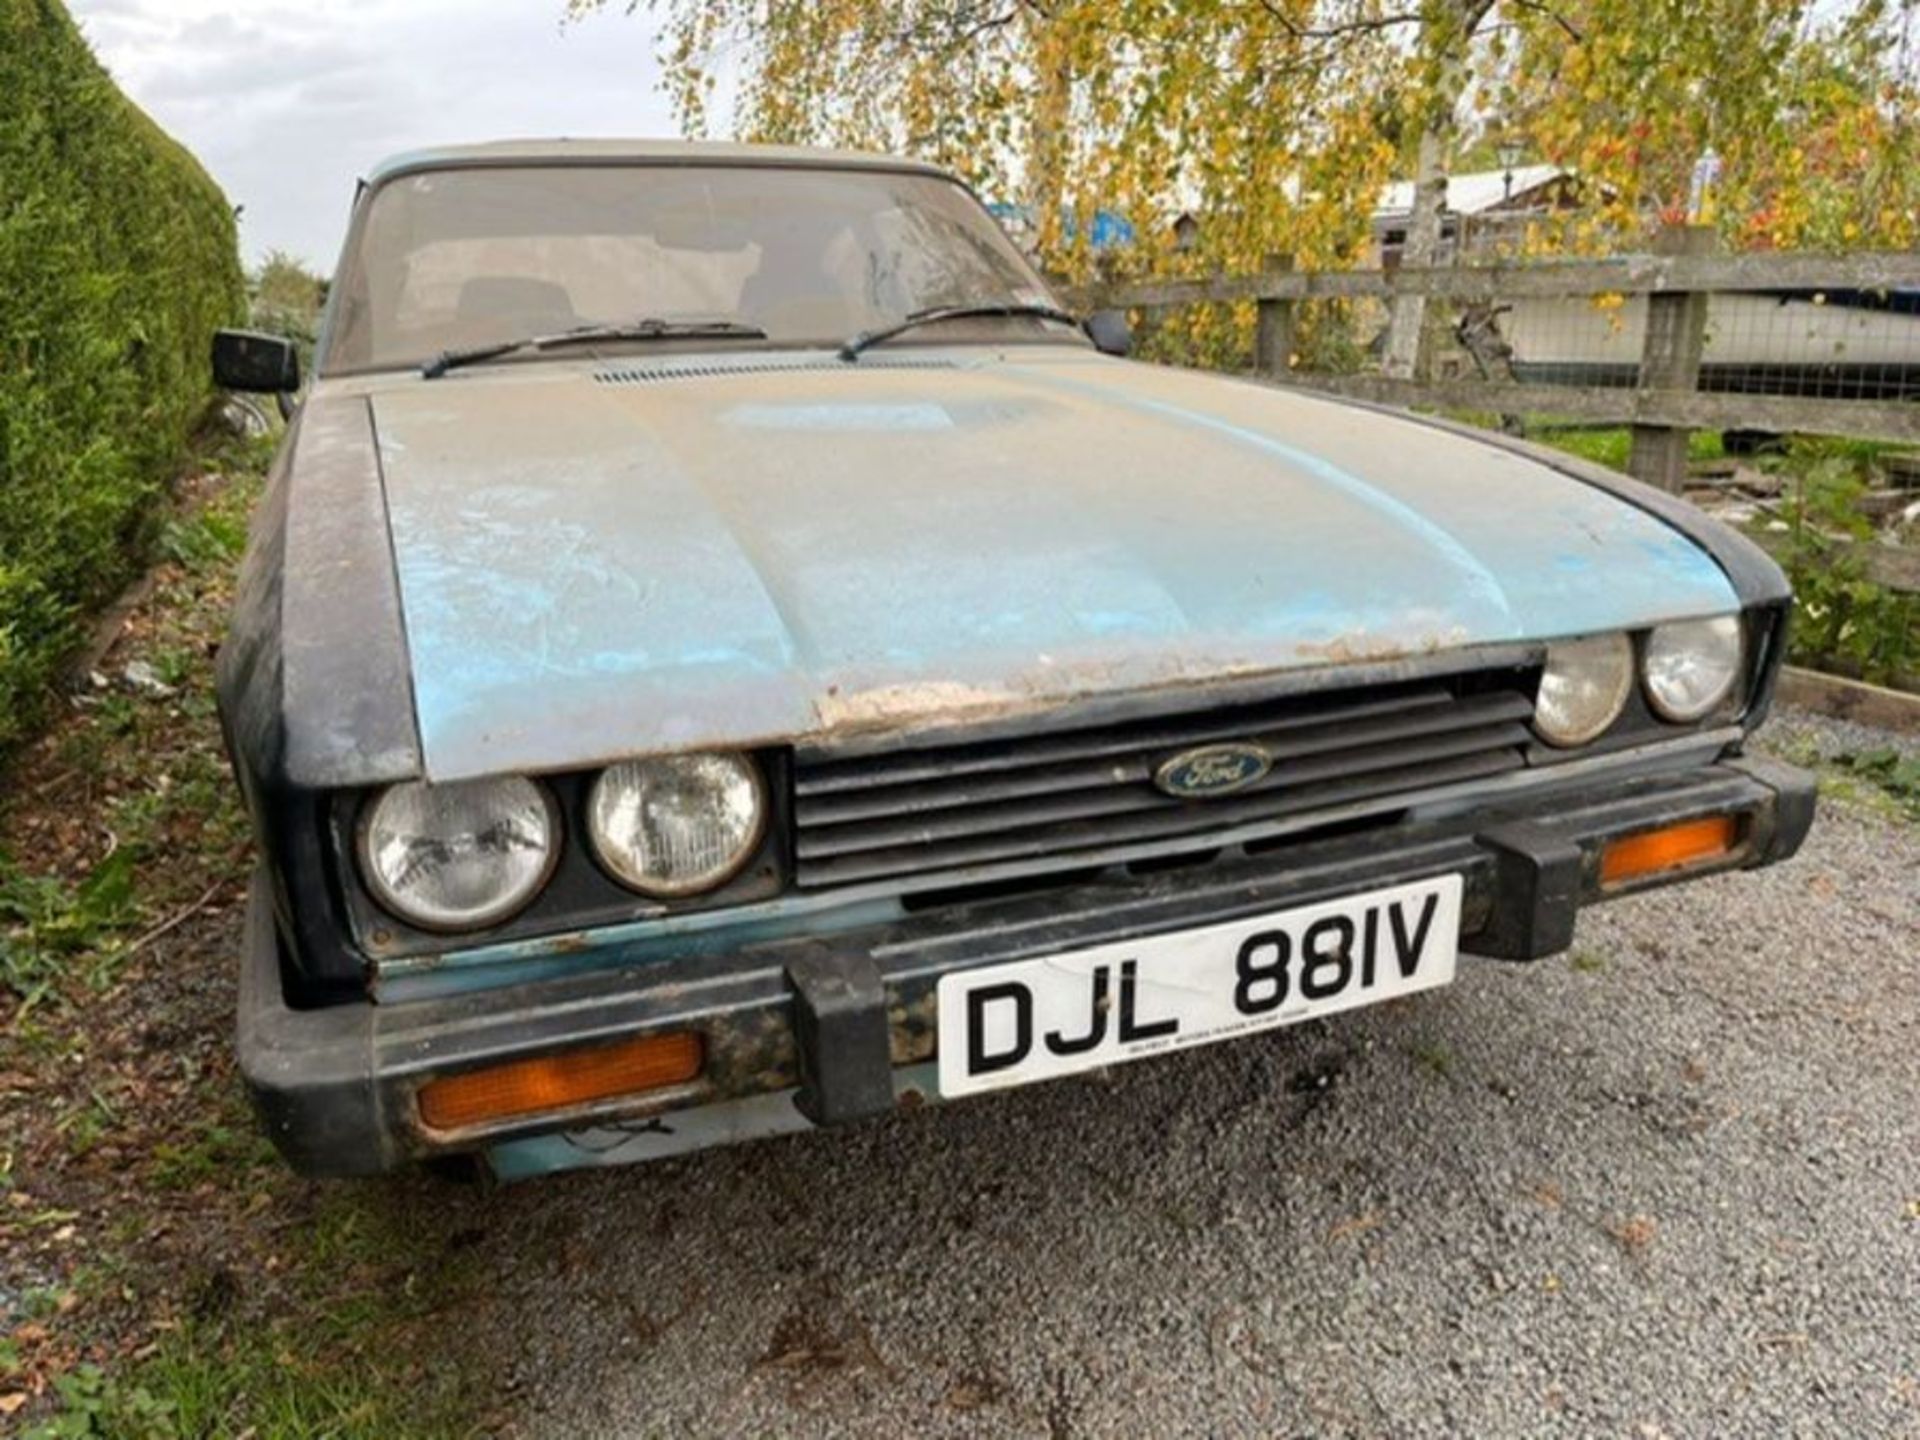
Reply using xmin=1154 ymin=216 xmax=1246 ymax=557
xmin=568 ymin=0 xmax=1920 ymax=334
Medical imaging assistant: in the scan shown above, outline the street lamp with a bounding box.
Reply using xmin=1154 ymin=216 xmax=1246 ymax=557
xmin=1496 ymin=136 xmax=1525 ymax=203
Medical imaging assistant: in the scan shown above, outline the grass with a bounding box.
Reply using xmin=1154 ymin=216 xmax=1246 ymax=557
xmin=0 ymin=430 xmax=489 ymax=1438
xmin=1811 ymin=762 xmax=1919 ymax=827
xmin=1527 ymin=424 xmax=1725 ymax=471
xmin=1762 ymin=731 xmax=1920 ymax=827
xmin=21 ymin=1300 xmax=473 ymax=1440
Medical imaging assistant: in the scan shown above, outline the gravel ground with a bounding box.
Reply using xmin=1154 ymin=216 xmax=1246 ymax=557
xmin=446 ymin=709 xmax=1918 ymax=1438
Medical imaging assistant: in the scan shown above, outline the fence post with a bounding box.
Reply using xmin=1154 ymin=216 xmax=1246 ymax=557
xmin=1628 ymin=225 xmax=1716 ymax=493
xmin=1255 ymin=254 xmax=1294 ymax=382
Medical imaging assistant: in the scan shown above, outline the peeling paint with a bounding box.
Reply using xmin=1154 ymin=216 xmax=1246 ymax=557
xmin=1293 ymin=626 xmax=1472 ymax=664
xmin=815 ymin=678 xmax=1024 ymax=731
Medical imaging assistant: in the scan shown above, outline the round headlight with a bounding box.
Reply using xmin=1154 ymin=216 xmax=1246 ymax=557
xmin=1534 ymin=632 xmax=1634 ymax=747
xmin=1644 ymin=614 xmax=1744 ymax=722
xmin=360 ymin=776 xmax=558 ymax=931
xmin=588 ymin=753 xmax=766 ymax=898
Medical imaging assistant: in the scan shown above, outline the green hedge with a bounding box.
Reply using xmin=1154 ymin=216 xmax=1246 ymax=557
xmin=0 ymin=0 xmax=244 ymax=747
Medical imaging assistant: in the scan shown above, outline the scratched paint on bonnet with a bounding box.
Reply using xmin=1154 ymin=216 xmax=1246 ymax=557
xmin=725 ymin=402 xmax=954 ymax=431
xmin=368 ymin=349 xmax=1737 ymax=781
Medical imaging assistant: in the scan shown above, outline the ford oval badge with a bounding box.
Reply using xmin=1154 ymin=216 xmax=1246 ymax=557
xmin=1153 ymin=742 xmax=1272 ymax=799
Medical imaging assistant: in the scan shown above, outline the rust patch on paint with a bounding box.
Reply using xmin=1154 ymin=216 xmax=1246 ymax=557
xmin=1294 ymin=628 xmax=1471 ymax=665
xmin=815 ymin=679 xmax=1024 ymax=733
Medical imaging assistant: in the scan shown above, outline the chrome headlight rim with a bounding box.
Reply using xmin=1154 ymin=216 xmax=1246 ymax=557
xmin=1642 ymin=613 xmax=1746 ymax=723
xmin=356 ymin=775 xmax=563 ymax=934
xmin=1533 ymin=630 xmax=1635 ymax=748
xmin=586 ymin=751 xmax=769 ymax=900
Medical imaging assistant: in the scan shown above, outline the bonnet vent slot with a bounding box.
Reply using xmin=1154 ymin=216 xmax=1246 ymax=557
xmin=594 ymin=357 xmax=961 ymax=385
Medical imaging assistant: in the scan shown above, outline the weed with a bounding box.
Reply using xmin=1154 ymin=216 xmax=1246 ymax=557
xmin=1569 ymin=949 xmax=1606 ymax=973
xmin=54 ymin=1089 xmax=118 ymax=1160
xmin=157 ymin=507 xmax=249 ymax=572
xmin=1773 ymin=446 xmax=1917 ymax=685
xmin=25 ymin=1316 xmax=467 ymax=1440
xmin=148 ymin=646 xmax=199 ymax=690
xmin=1832 ymin=747 xmax=1920 ymax=822
xmin=149 ymin=1122 xmax=275 ymax=1191
xmin=1766 ymin=731 xmax=1919 ymax=825
xmin=138 ymin=1319 xmax=452 ymax=1440
xmin=0 ymin=850 xmax=137 ymax=1005
xmin=21 ymin=1365 xmax=176 ymax=1440
xmin=1411 ymin=1039 xmax=1455 ymax=1077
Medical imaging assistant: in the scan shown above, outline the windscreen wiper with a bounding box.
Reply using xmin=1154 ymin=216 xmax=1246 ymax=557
xmin=421 ymin=318 xmax=768 ymax=379
xmin=838 ymin=303 xmax=1081 ymax=362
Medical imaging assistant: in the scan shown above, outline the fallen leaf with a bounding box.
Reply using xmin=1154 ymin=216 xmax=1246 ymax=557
xmin=1607 ymin=1215 xmax=1658 ymax=1255
xmin=0 ymin=1393 xmax=27 ymax=1415
xmin=945 ymin=1378 xmax=999 ymax=1411
xmin=1328 ymin=1212 xmax=1382 ymax=1243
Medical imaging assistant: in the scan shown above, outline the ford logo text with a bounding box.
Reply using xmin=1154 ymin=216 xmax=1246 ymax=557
xmin=1153 ymin=742 xmax=1273 ymax=799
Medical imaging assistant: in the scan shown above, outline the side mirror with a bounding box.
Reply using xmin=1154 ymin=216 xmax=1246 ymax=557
xmin=212 ymin=329 xmax=300 ymax=393
xmin=1084 ymin=309 xmax=1132 ymax=358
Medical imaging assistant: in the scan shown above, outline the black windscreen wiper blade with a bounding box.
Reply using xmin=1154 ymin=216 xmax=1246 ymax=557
xmin=421 ymin=319 xmax=768 ymax=379
xmin=838 ymin=303 xmax=1081 ymax=361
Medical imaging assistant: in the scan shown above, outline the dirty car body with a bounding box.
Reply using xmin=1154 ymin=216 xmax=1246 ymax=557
xmin=216 ymin=141 xmax=1815 ymax=1179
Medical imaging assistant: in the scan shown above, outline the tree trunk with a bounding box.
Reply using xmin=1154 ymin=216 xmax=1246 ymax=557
xmin=1381 ymin=128 xmax=1448 ymax=378
xmin=1025 ymin=14 xmax=1073 ymax=258
xmin=1380 ymin=0 xmax=1491 ymax=380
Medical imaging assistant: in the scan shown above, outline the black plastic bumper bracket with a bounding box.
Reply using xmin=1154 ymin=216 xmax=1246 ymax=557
xmin=1472 ymin=821 xmax=1586 ymax=961
xmin=786 ymin=947 xmax=896 ymax=1127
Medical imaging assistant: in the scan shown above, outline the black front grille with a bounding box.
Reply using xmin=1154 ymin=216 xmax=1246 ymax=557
xmin=792 ymin=671 xmax=1538 ymax=889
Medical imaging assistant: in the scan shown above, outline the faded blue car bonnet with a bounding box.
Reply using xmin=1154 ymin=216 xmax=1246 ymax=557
xmin=367 ymin=348 xmax=1737 ymax=781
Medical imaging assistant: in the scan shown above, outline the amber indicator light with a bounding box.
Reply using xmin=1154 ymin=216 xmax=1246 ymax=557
xmin=1600 ymin=815 xmax=1738 ymax=887
xmin=417 ymin=1031 xmax=703 ymax=1131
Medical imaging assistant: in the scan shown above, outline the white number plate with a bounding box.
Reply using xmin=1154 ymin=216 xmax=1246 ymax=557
xmin=936 ymin=873 xmax=1463 ymax=1098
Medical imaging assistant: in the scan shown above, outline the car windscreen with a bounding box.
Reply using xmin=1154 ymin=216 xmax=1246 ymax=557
xmin=322 ymin=163 xmax=1062 ymax=373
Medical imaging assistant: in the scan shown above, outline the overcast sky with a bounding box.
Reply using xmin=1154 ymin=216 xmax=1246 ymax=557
xmin=69 ymin=0 xmax=686 ymax=270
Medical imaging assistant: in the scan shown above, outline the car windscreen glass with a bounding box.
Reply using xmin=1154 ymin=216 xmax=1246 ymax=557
xmin=323 ymin=164 xmax=1063 ymax=373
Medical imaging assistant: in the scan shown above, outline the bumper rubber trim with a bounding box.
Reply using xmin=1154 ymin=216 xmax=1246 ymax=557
xmin=1472 ymin=822 xmax=1586 ymax=961
xmin=786 ymin=947 xmax=896 ymax=1127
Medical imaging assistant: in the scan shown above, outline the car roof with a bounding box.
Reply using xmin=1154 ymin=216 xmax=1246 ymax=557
xmin=363 ymin=138 xmax=952 ymax=187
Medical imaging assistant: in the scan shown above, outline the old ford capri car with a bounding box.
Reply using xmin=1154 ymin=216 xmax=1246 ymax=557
xmin=213 ymin=140 xmax=1814 ymax=1180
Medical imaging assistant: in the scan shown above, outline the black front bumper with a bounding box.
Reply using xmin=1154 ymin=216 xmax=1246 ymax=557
xmin=239 ymin=756 xmax=1815 ymax=1177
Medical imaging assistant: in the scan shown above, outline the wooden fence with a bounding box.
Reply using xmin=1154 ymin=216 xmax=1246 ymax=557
xmin=1068 ymin=240 xmax=1920 ymax=491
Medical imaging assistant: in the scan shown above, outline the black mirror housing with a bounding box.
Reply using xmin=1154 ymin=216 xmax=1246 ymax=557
xmin=213 ymin=329 xmax=300 ymax=393
xmin=1084 ymin=309 xmax=1132 ymax=358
